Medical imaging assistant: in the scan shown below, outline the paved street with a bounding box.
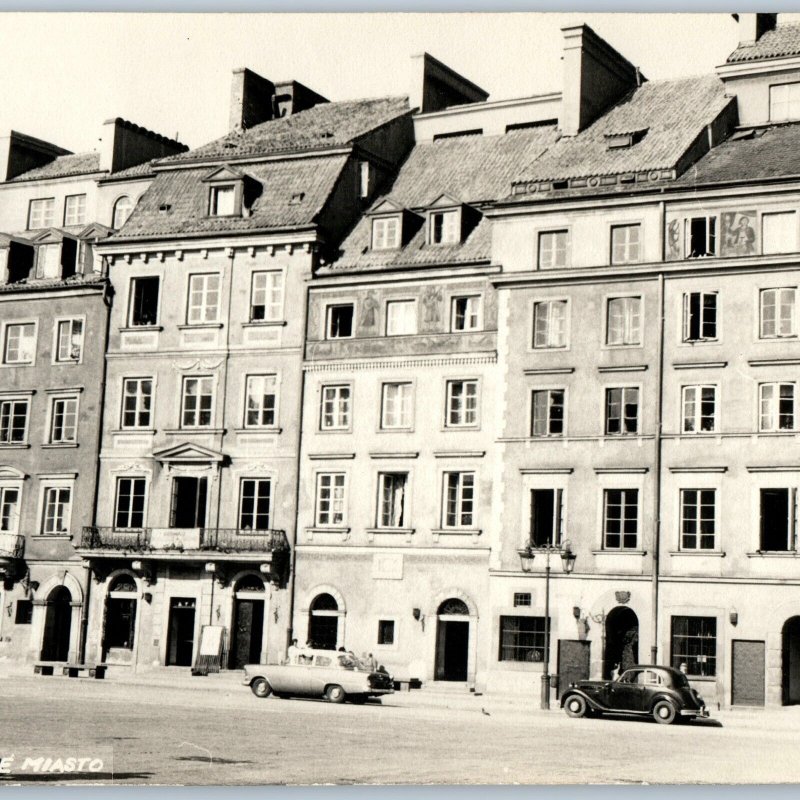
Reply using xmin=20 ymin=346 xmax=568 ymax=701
xmin=2 ymin=674 xmax=800 ymax=785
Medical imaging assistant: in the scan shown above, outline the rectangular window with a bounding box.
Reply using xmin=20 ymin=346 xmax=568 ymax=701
xmin=605 ymin=387 xmax=639 ymax=435
xmin=760 ymin=288 xmax=796 ymax=339
xmin=129 ymin=277 xmax=160 ymax=327
xmin=671 ymin=616 xmax=716 ymax=677
xmin=381 ymin=382 xmax=412 ymax=430
xmin=27 ymin=198 xmax=54 ymax=229
xmin=603 ymin=489 xmax=639 ymax=549
xmin=513 ymin=592 xmax=532 ymax=607
xmin=533 ymin=300 xmax=567 ymax=349
xmin=3 ymin=323 xmax=36 ymax=364
xmin=326 ymin=304 xmax=354 ymax=339
xmin=245 ymin=375 xmax=277 ymax=428
xmin=531 ymin=389 xmax=564 ymax=437
xmin=770 ymin=82 xmax=800 ymax=122
xmin=607 ymin=296 xmax=642 ymax=346
xmin=680 ymin=489 xmax=716 ymax=550
xmin=181 ymin=376 xmax=213 ymax=428
xmin=0 ymin=399 xmax=28 ymax=444
xmin=760 ymin=488 xmax=795 ymax=551
xmin=682 ymin=292 xmax=718 ymax=342
xmin=50 ymin=397 xmax=78 ymax=443
xmin=372 ymin=217 xmax=400 ymax=250
xmin=239 ymin=478 xmax=272 ymax=530
xmin=386 ymin=300 xmax=417 ymax=336
xmin=63 ymin=194 xmax=87 ymax=226
xmin=14 ymin=599 xmax=32 ymax=625
xmin=187 ymin=273 xmax=221 ymax=324
xmin=529 ymin=488 xmax=563 ymax=547
xmin=611 ymin=224 xmax=641 ymax=264
xmin=320 ymin=385 xmax=350 ymax=430
xmin=430 ymin=210 xmax=459 ymax=244
xmin=0 ymin=487 xmax=20 ymax=533
xmin=446 ymin=380 xmax=478 ymax=427
xmin=499 ymin=616 xmax=549 ymax=663
xmin=538 ymin=230 xmax=568 ymax=269
xmin=56 ymin=319 xmax=84 ymax=362
xmin=378 ymin=472 xmax=408 ymax=528
xmin=42 ymin=486 xmax=71 ymax=535
xmin=759 ymin=382 xmax=795 ymax=431
xmin=377 ymin=619 xmax=395 ymax=645
xmin=121 ymin=378 xmax=153 ymax=429
xmin=682 ymin=385 xmax=717 ymax=433
xmin=315 ymin=473 xmax=346 ymax=526
xmin=762 ymin=212 xmax=797 ymax=255
xmin=250 ymin=271 xmax=284 ymax=322
xmin=451 ymin=296 xmax=481 ymax=332
xmin=359 ymin=161 xmax=370 ymax=199
xmin=688 ymin=217 xmax=716 ymax=258
xmin=210 ymin=185 xmax=236 ymax=216
xmin=115 ymin=477 xmax=146 ymax=529
xmin=443 ymin=472 xmax=475 ymax=528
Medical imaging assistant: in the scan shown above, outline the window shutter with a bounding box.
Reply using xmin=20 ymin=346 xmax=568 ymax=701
xmin=169 ymin=479 xmax=179 ymax=528
xmin=555 ymin=488 xmax=564 ymax=545
xmin=792 ymin=487 xmax=798 ymax=551
xmin=682 ymin=294 xmax=690 ymax=341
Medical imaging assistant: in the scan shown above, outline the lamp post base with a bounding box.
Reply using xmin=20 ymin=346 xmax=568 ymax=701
xmin=540 ymin=673 xmax=551 ymax=710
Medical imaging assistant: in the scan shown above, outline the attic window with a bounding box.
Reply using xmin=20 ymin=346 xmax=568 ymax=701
xmin=372 ymin=216 xmax=400 ymax=250
xmin=605 ymin=129 xmax=648 ymax=150
xmin=430 ymin=210 xmax=459 ymax=245
xmin=289 ymin=192 xmax=305 ymax=205
xmin=210 ymin=185 xmax=237 ymax=216
xmin=159 ymin=204 xmax=172 ymax=214
xmin=770 ymin=82 xmax=800 ymax=122
xmin=432 ymin=129 xmax=483 ymax=141
xmin=552 ymin=180 xmax=569 ymax=191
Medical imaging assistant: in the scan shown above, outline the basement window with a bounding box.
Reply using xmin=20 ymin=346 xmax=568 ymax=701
xmin=760 ymin=488 xmax=796 ymax=551
xmin=688 ymin=217 xmax=716 ymax=258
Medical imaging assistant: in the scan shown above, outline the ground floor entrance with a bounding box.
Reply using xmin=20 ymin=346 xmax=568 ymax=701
xmin=783 ymin=616 xmax=800 ymax=705
xmin=603 ymin=606 xmax=639 ymax=679
xmin=41 ymin=586 xmax=72 ymax=662
xmin=731 ymin=639 xmax=765 ymax=706
xmin=230 ymin=598 xmax=264 ymax=669
xmin=166 ymin=597 xmax=196 ymax=667
xmin=435 ymin=599 xmax=470 ymax=681
xmin=557 ymin=639 xmax=591 ymax=698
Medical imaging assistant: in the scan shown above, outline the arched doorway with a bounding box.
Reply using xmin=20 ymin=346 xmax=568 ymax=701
xmin=103 ymin=574 xmax=138 ymax=664
xmin=782 ymin=616 xmax=800 ymax=704
xmin=229 ymin=574 xmax=266 ymax=669
xmin=435 ymin=598 xmax=470 ymax=681
xmin=603 ymin=606 xmax=639 ymax=678
xmin=308 ymin=593 xmax=340 ymax=650
xmin=41 ymin=586 xmax=72 ymax=662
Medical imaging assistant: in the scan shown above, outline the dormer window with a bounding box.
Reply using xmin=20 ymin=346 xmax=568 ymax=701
xmin=770 ymin=82 xmax=800 ymax=122
xmin=372 ymin=217 xmax=400 ymax=250
xmin=430 ymin=210 xmax=459 ymax=245
xmin=210 ymin=185 xmax=237 ymax=216
xmin=604 ymin=128 xmax=648 ymax=150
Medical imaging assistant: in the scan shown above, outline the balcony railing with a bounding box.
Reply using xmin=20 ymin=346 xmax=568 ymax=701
xmin=0 ymin=532 xmax=24 ymax=560
xmin=80 ymin=526 xmax=288 ymax=554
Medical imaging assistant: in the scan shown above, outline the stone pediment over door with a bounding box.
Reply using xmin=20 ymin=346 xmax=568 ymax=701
xmin=152 ymin=442 xmax=226 ymax=464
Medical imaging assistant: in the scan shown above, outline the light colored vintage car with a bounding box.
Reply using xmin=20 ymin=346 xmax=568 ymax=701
xmin=243 ymin=650 xmax=394 ymax=704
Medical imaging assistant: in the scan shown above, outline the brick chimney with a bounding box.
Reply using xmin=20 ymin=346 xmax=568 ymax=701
xmin=736 ymin=13 xmax=778 ymax=46
xmin=272 ymin=80 xmax=328 ymax=119
xmin=99 ymin=119 xmax=187 ymax=173
xmin=229 ymin=68 xmax=277 ymax=132
xmin=560 ymin=25 xmax=643 ymax=137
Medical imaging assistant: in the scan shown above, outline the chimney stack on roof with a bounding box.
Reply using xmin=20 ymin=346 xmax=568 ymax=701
xmin=736 ymin=12 xmax=778 ymax=46
xmin=560 ymin=24 xmax=644 ymax=137
xmin=99 ymin=118 xmax=188 ymax=173
xmin=0 ymin=131 xmax=71 ymax=181
xmin=410 ymin=52 xmax=489 ymax=114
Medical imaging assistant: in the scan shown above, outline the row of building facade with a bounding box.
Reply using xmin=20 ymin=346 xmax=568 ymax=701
xmin=3 ymin=13 xmax=800 ymax=706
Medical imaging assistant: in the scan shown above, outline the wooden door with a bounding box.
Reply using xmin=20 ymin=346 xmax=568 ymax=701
xmin=557 ymin=639 xmax=590 ymax=698
xmin=732 ymin=639 xmax=765 ymax=706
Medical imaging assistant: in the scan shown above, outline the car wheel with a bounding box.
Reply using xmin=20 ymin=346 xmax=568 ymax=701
xmin=251 ymin=678 xmax=272 ymax=698
xmin=326 ymin=684 xmax=346 ymax=704
xmin=564 ymin=694 xmax=588 ymax=718
xmin=652 ymin=700 xmax=677 ymax=725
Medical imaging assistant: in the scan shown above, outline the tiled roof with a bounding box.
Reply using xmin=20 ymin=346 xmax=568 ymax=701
xmin=327 ymin=127 xmax=558 ymax=272
xmin=112 ymin=155 xmax=349 ymax=240
xmin=727 ymin=22 xmax=800 ymax=63
xmin=675 ymin=123 xmax=800 ymax=186
xmin=515 ymin=76 xmax=732 ymax=184
xmin=10 ymin=152 xmax=102 ymax=182
xmin=160 ymin=96 xmax=410 ymax=163
xmin=101 ymin=161 xmax=156 ymax=180
xmin=0 ymin=274 xmax=106 ymax=294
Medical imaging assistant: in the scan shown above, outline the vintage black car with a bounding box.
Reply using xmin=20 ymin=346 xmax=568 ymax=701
xmin=560 ymin=665 xmax=709 ymax=724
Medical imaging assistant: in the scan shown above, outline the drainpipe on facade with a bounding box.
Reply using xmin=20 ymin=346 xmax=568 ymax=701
xmin=651 ymin=203 xmax=667 ymax=664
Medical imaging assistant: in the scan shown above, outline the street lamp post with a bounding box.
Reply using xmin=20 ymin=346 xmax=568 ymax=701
xmin=518 ymin=541 xmax=577 ymax=710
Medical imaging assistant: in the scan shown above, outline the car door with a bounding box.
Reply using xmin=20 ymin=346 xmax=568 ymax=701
xmin=610 ymin=669 xmax=646 ymax=711
xmin=308 ymin=654 xmax=335 ymax=695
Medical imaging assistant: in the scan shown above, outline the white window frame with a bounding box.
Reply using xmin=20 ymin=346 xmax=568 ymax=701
xmin=238 ymin=477 xmax=273 ymax=531
xmin=38 ymin=479 xmax=74 ymax=537
xmin=325 ymin=303 xmax=355 ymax=339
xmin=605 ymin=385 xmax=640 ymax=436
xmin=0 ymin=484 xmax=22 ymax=535
xmin=441 ymin=471 xmax=476 ymax=529
xmin=376 ymin=471 xmax=410 ymax=529
xmin=686 ymin=216 xmax=717 ymax=258
xmin=250 ymin=271 xmax=284 ymax=322
xmin=186 ymin=273 xmax=222 ymax=325
xmin=53 ymin=317 xmax=85 ymax=364
xmin=602 ymin=488 xmax=640 ymax=550
xmin=48 ymin=394 xmax=79 ymax=444
xmin=114 ymin=476 xmax=148 ymax=530
xmin=679 ymin=488 xmax=717 ymax=551
xmin=128 ymin=276 xmax=161 ymax=328
xmin=770 ymin=81 xmax=800 ymax=123
xmin=121 ymin=377 xmax=154 ymax=429
xmin=0 ymin=397 xmax=30 ymax=445
xmin=605 ymin=295 xmax=642 ymax=347
xmin=450 ymin=295 xmax=482 ymax=332
xmin=762 ymin=211 xmax=797 ymax=255
xmin=372 ymin=216 xmax=401 ymax=250
xmin=209 ymin=184 xmax=238 ymax=216
xmin=2 ymin=321 xmax=37 ymax=365
xmin=537 ymin=230 xmax=569 ymax=269
xmin=532 ymin=299 xmax=569 ymax=349
xmin=445 ymin=379 xmax=479 ymax=428
xmin=681 ymin=385 xmax=718 ymax=434
xmin=63 ymin=194 xmax=87 ymax=226
xmin=380 ymin=382 xmax=413 ymax=430
xmin=429 ymin=210 xmax=459 ymax=245
xmin=530 ymin=387 xmax=566 ymax=437
xmin=610 ymin=224 xmax=642 ymax=265
xmin=244 ymin=374 xmax=278 ymax=429
xmin=682 ymin=291 xmax=719 ymax=343
xmin=760 ymin=287 xmax=797 ymax=339
xmin=315 ymin=472 xmax=347 ymax=527
xmin=759 ymin=382 xmax=796 ymax=432
xmin=385 ymin=299 xmax=417 ymax=336
xmin=27 ymin=198 xmax=55 ymax=229
xmin=112 ymin=195 xmax=133 ymax=229
xmin=320 ymin=384 xmax=351 ymax=431
xmin=181 ymin=375 xmax=215 ymax=428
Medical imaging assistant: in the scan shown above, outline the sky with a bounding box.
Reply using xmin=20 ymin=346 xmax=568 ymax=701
xmin=0 ymin=11 xmax=780 ymax=155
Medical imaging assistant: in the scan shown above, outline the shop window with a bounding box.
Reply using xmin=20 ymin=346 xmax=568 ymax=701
xmin=670 ymin=616 xmax=716 ymax=677
xmin=499 ymin=616 xmax=549 ymax=662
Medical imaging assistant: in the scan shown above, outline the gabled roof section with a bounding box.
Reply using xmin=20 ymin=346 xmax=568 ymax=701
xmin=30 ymin=228 xmax=77 ymax=244
xmin=201 ymin=165 xmax=246 ymax=183
xmin=515 ymin=76 xmax=732 ymax=184
xmin=428 ymin=193 xmax=464 ymax=209
xmin=152 ymin=442 xmax=225 ymax=463
xmin=79 ymin=222 xmax=115 ymax=240
xmin=368 ymin=197 xmax=406 ymax=215
xmin=727 ymin=22 xmax=800 ymax=63
xmin=160 ymin=96 xmax=410 ymax=164
xmin=10 ymin=151 xmax=102 ymax=182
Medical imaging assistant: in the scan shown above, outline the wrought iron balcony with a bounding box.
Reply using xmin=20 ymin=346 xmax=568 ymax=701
xmin=200 ymin=528 xmax=289 ymax=552
xmin=80 ymin=526 xmax=151 ymax=550
xmin=0 ymin=532 xmax=24 ymax=560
